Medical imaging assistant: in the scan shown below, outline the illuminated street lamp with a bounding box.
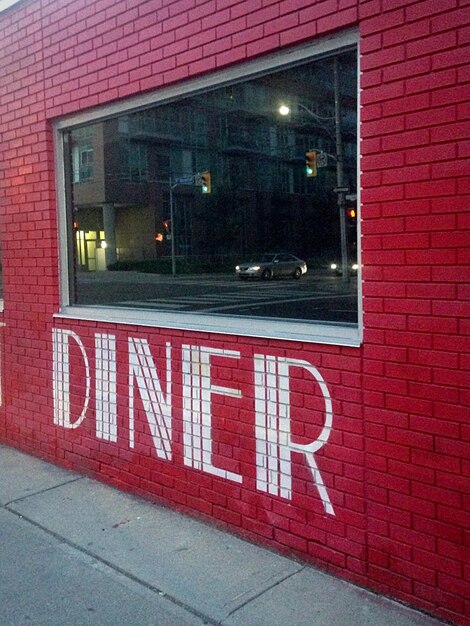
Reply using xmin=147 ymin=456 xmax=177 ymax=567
xmin=279 ymin=102 xmax=335 ymax=124
xmin=279 ymin=58 xmax=350 ymax=283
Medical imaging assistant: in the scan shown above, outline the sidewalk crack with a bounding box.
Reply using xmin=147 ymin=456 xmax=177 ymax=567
xmin=2 ymin=476 xmax=84 ymax=508
xmin=223 ymin=566 xmax=304 ymax=621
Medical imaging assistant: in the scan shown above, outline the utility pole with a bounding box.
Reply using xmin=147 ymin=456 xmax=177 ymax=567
xmin=169 ymin=176 xmax=176 ymax=276
xmin=334 ymin=56 xmax=349 ymax=284
xmin=279 ymin=56 xmax=351 ymax=283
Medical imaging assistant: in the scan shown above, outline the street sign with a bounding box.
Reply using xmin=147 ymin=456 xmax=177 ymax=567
xmin=333 ymin=186 xmax=349 ymax=194
xmin=317 ymin=152 xmax=328 ymax=168
xmin=174 ymin=175 xmax=195 ymax=185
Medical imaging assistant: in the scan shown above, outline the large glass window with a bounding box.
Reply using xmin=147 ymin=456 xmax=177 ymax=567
xmin=60 ymin=42 xmax=359 ymax=343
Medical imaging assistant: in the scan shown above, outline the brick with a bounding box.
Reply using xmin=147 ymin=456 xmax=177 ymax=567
xmin=390 ymin=525 xmax=436 ymax=552
xmin=405 ymin=0 xmax=457 ymax=22
xmin=279 ymin=19 xmax=318 ymax=47
xmin=411 ymin=482 xmax=462 ymax=510
xmin=382 ymin=92 xmax=431 ymax=118
xmin=317 ymin=6 xmax=358 ymax=34
xmin=407 ymin=141 xmax=456 ymax=167
xmin=406 ymin=105 xmax=457 ymax=131
xmin=390 ymin=555 xmax=436 ymax=587
xmin=389 ymin=459 xmax=435 ymax=486
xmin=408 ymin=70 xmax=457 ymax=101
xmin=407 ymin=30 xmax=458 ymax=59
xmin=1 ymin=3 xmax=469 ymax=624
xmin=361 ymin=8 xmax=404 ymax=37
xmin=432 ymin=46 xmax=469 ymax=70
xmin=431 ymin=120 xmax=470 ymax=144
xmin=414 ymin=582 xmax=465 ymax=618
xmin=438 ymin=572 xmax=470 ymax=600
xmin=383 ymin=56 xmax=431 ymax=84
xmin=383 ymin=18 xmax=429 ymax=48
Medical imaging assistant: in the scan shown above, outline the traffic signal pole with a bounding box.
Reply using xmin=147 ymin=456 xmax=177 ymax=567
xmin=169 ymin=176 xmax=176 ymax=276
xmin=334 ymin=56 xmax=350 ymax=285
xmin=168 ymin=172 xmax=211 ymax=276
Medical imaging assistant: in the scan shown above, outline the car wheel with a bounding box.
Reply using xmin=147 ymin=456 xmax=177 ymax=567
xmin=293 ymin=267 xmax=302 ymax=279
xmin=262 ymin=268 xmax=272 ymax=280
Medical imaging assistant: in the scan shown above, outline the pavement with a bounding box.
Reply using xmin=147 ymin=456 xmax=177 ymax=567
xmin=0 ymin=443 xmax=449 ymax=626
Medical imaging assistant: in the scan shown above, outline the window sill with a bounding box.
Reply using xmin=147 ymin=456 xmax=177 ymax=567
xmin=54 ymin=305 xmax=362 ymax=347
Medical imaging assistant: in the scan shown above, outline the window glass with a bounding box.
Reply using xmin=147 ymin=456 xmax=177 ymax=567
xmin=64 ymin=48 xmax=358 ymax=327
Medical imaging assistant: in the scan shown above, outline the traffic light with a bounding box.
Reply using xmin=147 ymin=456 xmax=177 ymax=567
xmin=346 ymin=208 xmax=357 ymax=225
xmin=305 ymin=151 xmax=317 ymax=177
xmin=200 ymin=171 xmax=211 ymax=194
xmin=163 ymin=219 xmax=172 ymax=239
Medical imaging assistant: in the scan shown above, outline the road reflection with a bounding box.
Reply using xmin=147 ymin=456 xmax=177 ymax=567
xmin=75 ymin=271 xmax=358 ymax=324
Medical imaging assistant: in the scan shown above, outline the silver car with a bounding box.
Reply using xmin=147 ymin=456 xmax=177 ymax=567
xmin=236 ymin=253 xmax=307 ymax=280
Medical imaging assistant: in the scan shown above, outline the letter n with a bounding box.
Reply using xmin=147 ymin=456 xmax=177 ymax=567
xmin=128 ymin=339 xmax=172 ymax=460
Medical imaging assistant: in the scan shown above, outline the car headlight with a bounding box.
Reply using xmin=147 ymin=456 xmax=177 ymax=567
xmin=250 ymin=265 xmax=261 ymax=271
xmin=330 ymin=263 xmax=337 ymax=270
xmin=352 ymin=263 xmax=358 ymax=271
xmin=235 ymin=265 xmax=240 ymax=271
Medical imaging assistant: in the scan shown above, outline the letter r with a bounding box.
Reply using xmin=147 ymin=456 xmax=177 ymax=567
xmin=254 ymin=354 xmax=335 ymax=515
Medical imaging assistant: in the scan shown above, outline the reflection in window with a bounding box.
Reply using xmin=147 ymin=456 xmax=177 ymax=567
xmin=119 ymin=142 xmax=148 ymax=182
xmin=64 ymin=47 xmax=358 ymax=327
xmin=71 ymin=127 xmax=94 ymax=183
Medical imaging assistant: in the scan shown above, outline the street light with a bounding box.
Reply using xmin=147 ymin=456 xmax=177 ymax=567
xmin=279 ymin=102 xmax=335 ymax=123
xmin=278 ymin=57 xmax=350 ymax=283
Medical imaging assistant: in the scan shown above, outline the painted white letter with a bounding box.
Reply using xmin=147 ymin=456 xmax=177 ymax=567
xmin=95 ymin=333 xmax=117 ymax=442
xmin=254 ymin=354 xmax=335 ymax=515
xmin=128 ymin=339 xmax=172 ymax=460
xmin=52 ymin=328 xmax=90 ymax=429
xmin=182 ymin=345 xmax=242 ymax=483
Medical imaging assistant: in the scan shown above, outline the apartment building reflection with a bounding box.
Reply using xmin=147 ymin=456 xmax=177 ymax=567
xmin=68 ymin=50 xmax=357 ymax=274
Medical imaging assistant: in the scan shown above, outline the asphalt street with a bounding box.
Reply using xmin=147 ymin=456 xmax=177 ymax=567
xmin=75 ymin=271 xmax=358 ymax=324
xmin=0 ymin=444 xmax=448 ymax=626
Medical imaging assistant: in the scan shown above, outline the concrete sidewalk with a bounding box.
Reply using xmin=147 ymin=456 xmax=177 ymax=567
xmin=0 ymin=444 xmax=448 ymax=626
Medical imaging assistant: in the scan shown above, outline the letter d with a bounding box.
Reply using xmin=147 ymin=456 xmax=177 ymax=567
xmin=52 ymin=329 xmax=90 ymax=429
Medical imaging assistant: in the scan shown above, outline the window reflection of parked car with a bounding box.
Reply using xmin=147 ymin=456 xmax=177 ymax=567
xmin=236 ymin=253 xmax=307 ymax=280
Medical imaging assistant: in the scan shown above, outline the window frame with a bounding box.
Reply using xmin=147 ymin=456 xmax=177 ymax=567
xmin=54 ymin=28 xmax=362 ymax=347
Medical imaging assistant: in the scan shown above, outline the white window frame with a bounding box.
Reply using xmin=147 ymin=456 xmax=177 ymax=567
xmin=0 ymin=0 xmax=22 ymax=11
xmin=54 ymin=29 xmax=362 ymax=347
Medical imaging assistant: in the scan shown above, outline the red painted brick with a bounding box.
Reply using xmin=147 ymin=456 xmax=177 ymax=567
xmin=0 ymin=3 xmax=468 ymax=624
xmin=361 ymin=7 xmax=404 ymax=37
xmin=407 ymin=30 xmax=458 ymax=60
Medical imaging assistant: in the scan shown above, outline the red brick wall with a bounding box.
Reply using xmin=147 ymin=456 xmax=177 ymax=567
xmin=0 ymin=1 xmax=469 ymax=624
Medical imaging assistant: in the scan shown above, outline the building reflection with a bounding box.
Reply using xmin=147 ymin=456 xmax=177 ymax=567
xmin=68 ymin=50 xmax=357 ymax=275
